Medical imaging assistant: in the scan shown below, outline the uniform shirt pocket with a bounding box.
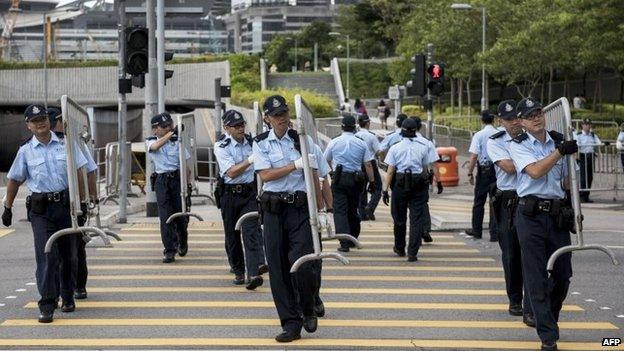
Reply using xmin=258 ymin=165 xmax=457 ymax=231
xmin=26 ymin=157 xmax=47 ymax=179
xmin=268 ymin=149 xmax=285 ymax=166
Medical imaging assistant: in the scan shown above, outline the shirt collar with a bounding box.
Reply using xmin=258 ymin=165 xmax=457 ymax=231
xmin=503 ymin=132 xmax=513 ymax=142
xmin=527 ymin=130 xmax=554 ymax=146
xmin=31 ymin=131 xmax=58 ymax=148
xmin=342 ymin=131 xmax=354 ymax=136
xmin=268 ymin=128 xmax=293 ymax=142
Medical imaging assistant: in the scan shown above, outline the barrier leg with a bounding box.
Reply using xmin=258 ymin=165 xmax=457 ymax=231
xmin=166 ymin=212 xmax=204 ymax=224
xmin=45 ymin=227 xmax=111 ymax=253
xmin=547 ymin=244 xmax=619 ymax=272
xmin=290 ymin=252 xmax=350 ymax=273
xmin=235 ymin=211 xmax=259 ymax=231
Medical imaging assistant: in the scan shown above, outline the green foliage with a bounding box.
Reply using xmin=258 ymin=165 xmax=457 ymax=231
xmin=264 ymin=35 xmax=294 ymax=72
xmin=0 ymin=60 xmax=117 ymax=70
xmin=340 ymin=60 xmax=392 ymax=98
xmin=226 ymin=54 xmax=261 ymax=93
xmin=231 ymin=88 xmax=335 ymax=117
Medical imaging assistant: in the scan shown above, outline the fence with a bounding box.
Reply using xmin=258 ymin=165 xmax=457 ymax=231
xmin=578 ymin=144 xmax=624 ymax=198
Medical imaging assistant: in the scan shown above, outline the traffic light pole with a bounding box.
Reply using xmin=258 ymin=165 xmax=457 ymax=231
xmin=156 ymin=0 xmax=165 ymax=112
xmin=144 ymin=0 xmax=158 ymax=217
xmin=117 ymin=0 xmax=128 ymax=223
xmin=425 ymin=43 xmax=434 ymax=141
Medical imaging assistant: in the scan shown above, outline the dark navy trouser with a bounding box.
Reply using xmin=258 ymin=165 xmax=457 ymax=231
xmin=30 ymin=202 xmax=76 ymax=313
xmin=332 ymin=174 xmax=362 ymax=249
xmin=390 ymin=185 xmax=428 ymax=257
xmin=472 ymin=166 xmax=498 ymax=239
xmin=155 ymin=173 xmax=189 ymax=254
xmin=516 ymin=205 xmax=572 ymax=344
xmin=358 ymin=161 xmax=382 ymax=217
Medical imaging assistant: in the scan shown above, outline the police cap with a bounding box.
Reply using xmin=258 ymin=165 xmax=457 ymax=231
xmin=223 ymin=110 xmax=246 ymax=127
xmin=24 ymin=104 xmax=48 ymax=121
xmin=401 ymin=117 xmax=418 ymax=131
xmin=263 ymin=95 xmax=289 ymax=117
xmin=497 ymin=100 xmax=517 ymax=120
xmin=151 ymin=112 xmax=173 ymax=127
xmin=342 ymin=114 xmax=356 ymax=128
xmin=516 ymin=97 xmax=543 ymax=118
xmin=582 ymin=118 xmax=592 ymax=125
xmin=358 ymin=114 xmax=370 ymax=123
xmin=396 ymin=113 xmax=407 ymax=127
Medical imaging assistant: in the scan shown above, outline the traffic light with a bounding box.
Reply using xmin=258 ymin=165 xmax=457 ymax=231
xmin=406 ymin=54 xmax=426 ymax=96
xmin=125 ymin=26 xmax=148 ymax=76
xmin=164 ymin=51 xmax=174 ymax=84
xmin=427 ymin=63 xmax=445 ymax=96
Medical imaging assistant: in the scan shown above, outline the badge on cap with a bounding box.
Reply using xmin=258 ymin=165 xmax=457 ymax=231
xmin=273 ymin=98 xmax=281 ymax=108
xmin=235 ymin=114 xmax=241 ymax=120
xmin=526 ymin=99 xmax=534 ymax=108
xmin=505 ymin=103 xmax=513 ymax=112
xmin=162 ymin=116 xmax=166 ymax=121
xmin=32 ymin=106 xmax=40 ymax=114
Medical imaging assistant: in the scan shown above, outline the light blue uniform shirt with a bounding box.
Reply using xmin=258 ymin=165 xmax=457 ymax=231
xmin=574 ymin=131 xmax=602 ymax=154
xmin=487 ymin=132 xmax=517 ymax=191
xmin=314 ymin=143 xmax=330 ymax=178
xmin=385 ymin=136 xmax=439 ymax=173
xmin=379 ymin=129 xmax=403 ymax=151
xmin=618 ymin=131 xmax=624 ymax=143
xmin=214 ymin=135 xmax=255 ymax=184
xmin=253 ymin=129 xmax=311 ymax=193
xmin=469 ymin=124 xmax=500 ymax=165
xmin=510 ymin=132 xmax=568 ymax=199
xmin=146 ymin=136 xmax=190 ymax=174
xmin=8 ymin=131 xmax=88 ymax=193
xmin=323 ymin=132 xmax=373 ymax=172
xmin=355 ymin=128 xmax=381 ymax=156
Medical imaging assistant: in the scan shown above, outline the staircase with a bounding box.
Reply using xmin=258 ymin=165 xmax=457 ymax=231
xmin=266 ymin=72 xmax=339 ymax=106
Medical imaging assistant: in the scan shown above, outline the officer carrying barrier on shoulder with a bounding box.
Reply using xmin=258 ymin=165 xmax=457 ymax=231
xmin=214 ymin=109 xmax=267 ymax=290
xmin=2 ymin=100 xmax=112 ymax=324
xmin=355 ymin=114 xmax=382 ymax=222
xmin=324 ymin=114 xmax=375 ymax=252
xmin=146 ymin=112 xmax=192 ymax=264
xmin=466 ymin=110 xmax=500 ymax=241
xmin=382 ymin=117 xmax=442 ymax=262
xmin=252 ymin=94 xmax=354 ymax=342
xmin=486 ymin=99 xmax=534 ymax=327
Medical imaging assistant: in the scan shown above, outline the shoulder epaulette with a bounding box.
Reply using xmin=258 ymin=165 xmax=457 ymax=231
xmin=170 ymin=135 xmax=178 ymax=142
xmin=354 ymin=135 xmax=364 ymax=141
xmin=548 ymin=130 xmax=564 ymax=143
xmin=368 ymin=130 xmax=375 ymax=135
xmin=54 ymin=131 xmax=65 ymax=139
xmin=217 ymin=133 xmax=226 ymax=141
xmin=489 ymin=130 xmax=506 ymax=139
xmin=20 ymin=137 xmax=31 ymax=146
xmin=576 ymin=131 xmax=582 ymax=135
xmin=512 ymin=132 xmax=528 ymax=143
xmin=218 ymin=138 xmax=231 ymax=148
xmin=244 ymin=133 xmax=253 ymax=145
xmin=254 ymin=131 xmax=270 ymax=142
xmin=146 ymin=136 xmax=157 ymax=141
xmin=287 ymin=129 xmax=301 ymax=153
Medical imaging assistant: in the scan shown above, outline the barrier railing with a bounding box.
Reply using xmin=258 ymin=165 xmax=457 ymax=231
xmin=577 ymin=144 xmax=624 ymax=198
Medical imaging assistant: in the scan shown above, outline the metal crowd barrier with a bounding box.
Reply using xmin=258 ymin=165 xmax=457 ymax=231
xmin=44 ymin=95 xmax=120 ymax=254
xmin=577 ymin=144 xmax=624 ymax=197
xmin=166 ymin=112 xmax=204 ymax=224
xmin=543 ymin=97 xmax=618 ymax=272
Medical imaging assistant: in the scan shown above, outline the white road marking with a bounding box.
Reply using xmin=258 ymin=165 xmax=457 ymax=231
xmin=571 ymin=292 xmax=581 ymax=295
xmin=15 ymin=289 xmax=26 ymax=292
xmin=25 ymin=283 xmax=35 ymax=286
xmin=5 ymin=296 xmax=16 ymax=299
xmin=584 ymin=299 xmax=596 ymax=302
xmin=600 ymin=307 xmax=612 ymax=310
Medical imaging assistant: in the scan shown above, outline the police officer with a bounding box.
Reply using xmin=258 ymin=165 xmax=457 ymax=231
xmin=574 ymin=118 xmax=601 ymax=202
xmin=146 ymin=112 xmax=190 ymax=263
xmin=2 ymin=104 xmax=87 ymax=323
xmin=466 ymin=110 xmax=500 ymax=241
xmin=413 ymin=116 xmax=434 ymax=243
xmin=214 ymin=110 xmax=267 ymax=289
xmin=355 ymin=114 xmax=382 ymax=221
xmin=48 ymin=107 xmax=97 ymax=300
xmin=324 ymin=114 xmax=375 ymax=252
xmin=379 ymin=113 xmax=407 ymax=159
xmin=510 ymin=97 xmax=577 ymax=351
xmin=253 ymin=94 xmax=323 ymax=342
xmin=486 ymin=100 xmax=534 ymax=327
xmin=382 ymin=118 xmax=442 ymax=262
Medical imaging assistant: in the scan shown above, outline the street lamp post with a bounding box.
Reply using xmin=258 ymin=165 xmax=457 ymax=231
xmin=329 ymin=32 xmax=350 ymax=100
xmin=451 ymin=3 xmax=487 ymax=112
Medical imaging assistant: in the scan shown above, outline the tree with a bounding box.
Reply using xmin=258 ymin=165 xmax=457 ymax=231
xmin=264 ymin=35 xmax=294 ymax=72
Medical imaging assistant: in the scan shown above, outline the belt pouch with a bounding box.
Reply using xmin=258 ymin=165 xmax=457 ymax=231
xmin=30 ymin=194 xmax=47 ymax=215
xmin=521 ymin=196 xmax=538 ymax=217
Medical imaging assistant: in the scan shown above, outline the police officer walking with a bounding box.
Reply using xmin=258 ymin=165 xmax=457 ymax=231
xmin=253 ymin=95 xmax=323 ymax=342
xmin=466 ymin=110 xmax=500 ymax=241
xmin=382 ymin=118 xmax=442 ymax=262
xmin=379 ymin=113 xmax=407 ymax=159
xmin=486 ymin=100 xmax=534 ymax=327
xmin=48 ymin=107 xmax=97 ymax=300
xmin=510 ymin=97 xmax=577 ymax=351
xmin=355 ymin=114 xmax=382 ymax=221
xmin=146 ymin=112 xmax=190 ymax=263
xmin=214 ymin=110 xmax=267 ymax=289
xmin=324 ymin=115 xmax=375 ymax=252
xmin=575 ymin=118 xmax=601 ymax=203
xmin=414 ymin=116 xmax=434 ymax=243
xmin=2 ymin=104 xmax=87 ymax=323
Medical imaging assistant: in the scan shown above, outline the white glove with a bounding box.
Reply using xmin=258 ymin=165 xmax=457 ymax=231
xmin=247 ymin=154 xmax=254 ymax=164
xmin=294 ymin=154 xmax=318 ymax=170
xmin=318 ymin=211 xmax=328 ymax=229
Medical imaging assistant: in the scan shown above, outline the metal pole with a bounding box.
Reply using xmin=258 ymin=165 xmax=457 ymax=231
xmin=346 ymin=34 xmax=350 ymax=100
xmin=295 ymin=38 xmax=298 ymax=72
xmin=313 ymin=42 xmax=318 ymax=72
xmin=42 ymin=11 xmax=48 ymax=109
xmin=144 ymin=0 xmax=158 ymax=217
xmin=156 ymin=0 xmax=165 ymax=113
xmin=426 ymin=43 xmax=434 ymax=141
xmin=117 ymin=0 xmax=127 ymax=223
xmin=480 ymin=7 xmax=487 ymax=112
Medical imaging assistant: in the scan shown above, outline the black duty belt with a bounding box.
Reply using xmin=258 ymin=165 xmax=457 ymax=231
xmin=495 ymin=189 xmax=518 ymax=200
xmin=157 ymin=170 xmax=180 ymax=178
xmin=31 ymin=189 xmax=69 ymax=203
xmin=264 ymin=191 xmax=307 ymax=205
xmin=518 ymin=196 xmax=565 ymax=213
xmin=223 ymin=182 xmax=254 ymax=194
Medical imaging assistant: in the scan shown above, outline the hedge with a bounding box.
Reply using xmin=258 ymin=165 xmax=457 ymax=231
xmin=231 ymin=88 xmax=335 ymax=117
xmin=338 ymin=60 xmax=393 ymax=99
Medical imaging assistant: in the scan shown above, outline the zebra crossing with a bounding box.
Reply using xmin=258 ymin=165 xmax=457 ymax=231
xmin=0 ymin=204 xmax=621 ymax=350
